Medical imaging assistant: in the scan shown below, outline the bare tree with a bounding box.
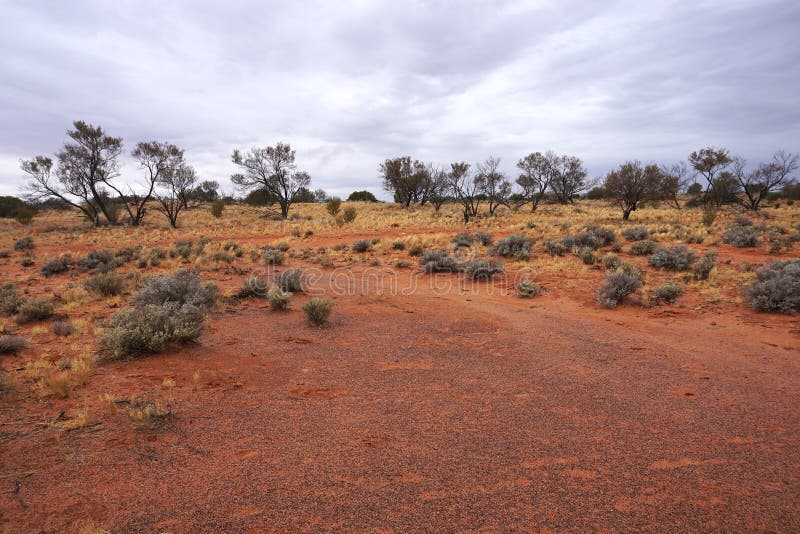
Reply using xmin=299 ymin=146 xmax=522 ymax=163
xmin=603 ymin=161 xmax=663 ymax=220
xmin=425 ymin=164 xmax=448 ymax=212
xmin=21 ymin=121 xmax=123 ymax=226
xmin=447 ymin=162 xmax=481 ymax=223
xmin=475 ymin=157 xmax=511 ymax=215
xmin=516 ymin=151 xmax=555 ymax=211
xmin=732 ymin=151 xmax=798 ymax=211
xmin=688 ymin=146 xmax=732 ymax=205
xmin=231 ymin=142 xmax=311 ymax=219
xmin=156 ymin=163 xmax=197 ymax=228
xmin=659 ymin=161 xmax=691 ymax=209
xmin=550 ymin=155 xmax=588 ymax=204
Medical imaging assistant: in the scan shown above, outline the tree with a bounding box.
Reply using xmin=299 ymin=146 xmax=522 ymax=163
xmin=426 ymin=165 xmax=449 ymax=212
xmin=347 ymin=190 xmax=377 ymax=202
xmin=231 ymin=142 xmax=311 ymax=219
xmin=688 ymin=147 xmax=732 ymax=205
xmin=156 ymin=162 xmax=196 ymax=228
xmin=516 ymin=151 xmax=556 ymax=211
xmin=21 ymin=121 xmax=123 ymax=226
xmin=189 ymin=180 xmax=220 ymax=203
xmin=659 ymin=161 xmax=691 ymax=209
xmin=732 ymin=151 xmax=798 ymax=211
xmin=379 ymin=157 xmax=436 ymax=207
xmin=475 ymin=157 xmax=511 ymax=215
xmin=603 ymin=161 xmax=664 ymax=220
xmin=550 ymin=154 xmax=588 ymax=204
xmin=293 ymin=186 xmax=316 ymax=203
xmin=447 ymin=162 xmax=481 ymax=223
xmin=313 ymin=188 xmax=328 ymax=202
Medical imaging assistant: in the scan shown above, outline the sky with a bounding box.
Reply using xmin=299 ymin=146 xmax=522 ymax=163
xmin=1 ymin=0 xmax=798 ymax=199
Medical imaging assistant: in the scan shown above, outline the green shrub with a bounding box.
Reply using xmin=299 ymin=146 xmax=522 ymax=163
xmin=0 ymin=335 xmax=25 ymax=354
xmin=211 ymin=199 xmax=225 ymax=218
xmin=132 ymin=269 xmax=217 ymax=310
xmin=648 ymin=245 xmax=695 ymax=271
xmin=748 ymin=260 xmax=800 ymax=314
xmin=13 ymin=237 xmax=34 ymax=252
xmin=622 ymin=226 xmax=650 ymax=241
xmin=516 ymin=279 xmax=541 ymax=298
xmin=15 ymin=299 xmax=54 ymax=324
xmin=262 ymin=248 xmax=286 ymax=265
xmin=493 ymin=234 xmax=532 ymax=260
xmin=463 ymin=258 xmax=503 ymax=280
xmin=351 ymin=239 xmax=372 ymax=253
xmin=267 ymin=286 xmax=292 ymax=310
xmin=693 ymin=250 xmax=718 ymax=280
xmin=722 ymin=224 xmax=758 ymax=248
xmin=475 ymin=231 xmax=493 ymax=246
xmin=85 ymin=271 xmax=125 ymax=296
xmin=278 ymin=269 xmax=304 ymax=293
xmin=40 ymin=255 xmax=73 ymax=276
xmin=137 ymin=247 xmax=168 ymax=268
xmin=101 ymin=303 xmax=205 ymax=359
xmin=77 ymin=249 xmax=117 ymax=273
xmin=628 ymin=239 xmax=658 ymax=256
xmin=597 ymin=270 xmax=642 ymax=308
xmin=577 ymin=247 xmax=596 ymax=265
xmin=302 ymin=297 xmax=334 ymax=326
xmin=53 ymin=321 xmax=76 ymax=337
xmin=341 ymin=206 xmax=357 ymax=223
xmin=544 ymin=238 xmax=567 ymax=256
xmin=655 ymin=282 xmax=683 ymax=303
xmin=602 ymin=253 xmax=622 ymax=271
xmin=325 ymin=197 xmax=342 ymax=216
xmin=421 ymin=250 xmax=459 ymax=273
xmin=451 ymin=232 xmax=474 ymax=247
xmin=0 ymin=284 xmax=21 ymax=316
xmin=171 ymin=239 xmax=196 ymax=260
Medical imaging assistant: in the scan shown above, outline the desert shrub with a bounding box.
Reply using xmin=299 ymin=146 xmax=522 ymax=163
xmin=701 ymin=204 xmax=718 ymax=226
xmin=463 ymin=258 xmax=503 ymax=280
xmin=733 ymin=214 xmax=753 ymax=226
xmin=577 ymin=247 xmax=596 ymax=265
xmin=544 ymin=238 xmax=567 ymax=256
xmin=0 ymin=284 xmax=21 ymax=316
xmin=236 ymin=276 xmax=267 ymax=299
xmin=262 ymin=248 xmax=286 ymax=265
xmin=748 ymin=260 xmax=800 ymax=314
xmin=655 ymin=282 xmax=683 ymax=303
xmin=15 ymin=298 xmax=54 ymax=324
xmin=597 ymin=270 xmax=643 ymax=308
xmin=77 ymin=249 xmax=116 ymax=273
xmin=351 ymin=239 xmax=372 ymax=253
xmin=693 ymin=250 xmax=718 ymax=280
xmin=132 ymin=269 xmax=217 ymax=310
xmin=341 ymin=206 xmax=357 ymax=223
xmin=0 ymin=335 xmax=25 ymax=354
xmin=137 ymin=247 xmax=167 ymax=268
xmin=53 ymin=321 xmax=76 ymax=336
xmin=325 ymin=197 xmax=342 ymax=216
xmin=302 ymin=297 xmax=333 ymax=326
xmin=602 ymin=253 xmax=622 ymax=271
xmin=20 ymin=256 xmax=34 ymax=267
xmin=493 ymin=234 xmax=532 ymax=260
xmin=40 ymin=255 xmax=73 ymax=276
xmin=622 ymin=226 xmax=649 ymax=241
xmin=452 ymin=232 xmax=474 ymax=247
xmin=115 ymin=245 xmax=142 ymax=263
xmin=421 ymin=250 xmax=459 ymax=273
xmin=685 ymin=234 xmax=704 ymax=244
xmin=516 ymin=278 xmax=541 ymax=298
xmin=128 ymin=397 xmax=170 ymax=429
xmin=85 ymin=271 xmax=125 ymax=296
xmin=628 ymin=239 xmax=658 ymax=256
xmin=0 ymin=250 xmax=8 ymax=258
xmin=13 ymin=237 xmax=34 ymax=252
xmin=395 ymin=260 xmax=412 ymax=268
xmin=391 ymin=240 xmax=406 ymax=250
xmin=409 ymin=245 xmax=424 ymax=257
xmin=171 ymin=239 xmax=195 ymax=260
xmin=211 ymin=251 xmax=234 ymax=263
xmin=278 ymin=268 xmax=303 ymax=292
xmin=267 ymin=286 xmax=292 ymax=311
xmin=585 ymin=226 xmax=616 ymax=246
xmin=648 ymin=245 xmax=695 ymax=271
xmin=722 ymin=224 xmax=758 ymax=248
xmin=273 ymin=241 xmax=291 ymax=252
xmin=475 ymin=231 xmax=493 ymax=246
xmin=221 ymin=240 xmax=243 ymax=257
xmin=211 ymin=199 xmax=225 ymax=218
xmin=101 ymin=302 xmax=205 ymax=359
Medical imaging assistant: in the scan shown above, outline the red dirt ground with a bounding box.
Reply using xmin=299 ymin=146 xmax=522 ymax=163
xmin=2 ymin=265 xmax=799 ymax=532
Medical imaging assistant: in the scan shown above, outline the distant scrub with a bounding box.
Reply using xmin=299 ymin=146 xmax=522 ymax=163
xmin=748 ymin=260 xmax=800 ymax=314
xmin=421 ymin=250 xmax=459 ymax=273
xmin=516 ymin=278 xmax=541 ymax=298
xmin=0 ymin=335 xmax=25 ymax=354
xmin=132 ymin=269 xmax=217 ymax=309
xmin=655 ymin=282 xmax=683 ymax=303
xmin=0 ymin=284 xmax=22 ymax=316
xmin=267 ymin=286 xmax=292 ymax=310
xmin=85 ymin=271 xmax=125 ymax=296
xmin=463 ymin=258 xmax=503 ymax=280
xmin=351 ymin=239 xmax=372 ymax=253
xmin=77 ymin=249 xmax=117 ymax=273
xmin=262 ymin=247 xmax=286 ymax=265
xmin=278 ymin=269 xmax=303 ymax=293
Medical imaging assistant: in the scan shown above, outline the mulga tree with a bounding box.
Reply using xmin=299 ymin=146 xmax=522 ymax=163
xmin=732 ymin=151 xmax=798 ymax=211
xmin=231 ymin=142 xmax=311 ymax=219
xmin=476 ymin=156 xmax=511 ymax=215
xmin=603 ymin=161 xmax=664 ymax=220
xmin=156 ymin=162 xmax=197 ymax=228
xmin=688 ymin=146 xmax=732 ymax=205
xmin=447 ymin=162 xmax=481 ymax=223
xmin=516 ymin=151 xmax=555 ymax=211
xmin=550 ymin=154 xmax=588 ymax=204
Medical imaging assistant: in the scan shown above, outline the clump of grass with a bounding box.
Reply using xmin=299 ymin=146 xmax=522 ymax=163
xmin=516 ymin=279 xmax=541 ymax=298
xmin=602 ymin=253 xmax=622 ymax=271
xmin=128 ymin=397 xmax=170 ymax=429
xmin=597 ymin=269 xmax=643 ymax=308
xmin=544 ymin=238 xmax=567 ymax=256
xmin=391 ymin=240 xmax=406 ymax=250
xmin=628 ymin=239 xmax=658 ymax=256
xmin=748 ymin=259 xmax=800 ymax=314
xmin=0 ymin=335 xmax=25 ymax=354
xmin=302 ymin=297 xmax=333 ymax=326
xmin=693 ymin=250 xmax=718 ymax=280
xmin=13 ymin=237 xmax=34 ymax=251
xmin=15 ymin=299 xmax=54 ymax=324
xmin=654 ymin=282 xmax=683 ymax=303
xmin=648 ymin=245 xmax=695 ymax=271
xmin=475 ymin=231 xmax=493 ymax=246
xmin=53 ymin=321 xmax=77 ymax=337
xmin=0 ymin=284 xmax=22 ymax=316
xmin=236 ymin=276 xmax=267 ymax=299
xmin=267 ymin=286 xmax=292 ymax=310
xmin=262 ymin=247 xmax=286 ymax=265
xmin=351 ymin=239 xmax=372 ymax=253
xmin=577 ymin=247 xmax=596 ymax=265
xmin=137 ymin=247 xmax=167 ymax=268
xmin=85 ymin=271 xmax=125 ymax=296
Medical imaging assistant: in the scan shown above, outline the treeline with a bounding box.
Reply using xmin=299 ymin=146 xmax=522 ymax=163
xmin=381 ymin=148 xmax=798 ymax=221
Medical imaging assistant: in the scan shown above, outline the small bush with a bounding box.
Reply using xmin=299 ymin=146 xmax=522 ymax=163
xmin=325 ymin=197 xmax=342 ymax=216
xmin=628 ymin=239 xmax=658 ymax=256
xmin=77 ymin=249 xmax=116 ymax=273
xmin=278 ymin=269 xmax=303 ymax=293
xmin=516 ymin=279 xmax=541 ymax=298
xmin=421 ymin=250 xmax=459 ymax=273
xmin=53 ymin=321 xmax=76 ymax=336
xmin=409 ymin=245 xmax=424 ymax=257
xmin=693 ymin=250 xmax=718 ymax=280
xmin=733 ymin=214 xmax=753 ymax=226
xmin=748 ymin=260 xmax=800 ymax=314
xmin=701 ymin=204 xmax=718 ymax=226
xmin=85 ymin=272 xmax=125 ymax=296
xmin=274 ymin=241 xmax=291 ymax=252
xmin=262 ymin=248 xmax=286 ymax=265
xmin=101 ymin=303 xmax=205 ymax=359
xmin=602 ymin=253 xmax=622 ymax=271
xmin=544 ymin=238 xmax=567 ymax=256
xmin=137 ymin=247 xmax=168 ymax=268
xmin=267 ymin=286 xmax=292 ymax=310
xmin=341 ymin=206 xmax=357 ymax=223
xmin=655 ymin=282 xmax=683 ymax=303
xmin=463 ymin=258 xmax=503 ymax=280
xmin=237 ymin=276 xmax=267 ymax=299
xmin=211 ymin=199 xmax=225 ymax=218
xmin=351 ymin=239 xmax=372 ymax=253
xmin=648 ymin=245 xmax=695 ymax=271
xmin=475 ymin=231 xmax=493 ymax=246
xmin=577 ymin=247 xmax=596 ymax=265
xmin=622 ymin=226 xmax=650 ymax=241
xmin=0 ymin=284 xmax=22 ymax=316
xmin=40 ymin=255 xmax=73 ymax=276
xmin=13 ymin=237 xmax=34 ymax=251
xmin=132 ymin=269 xmax=216 ymax=310
xmin=0 ymin=335 xmax=25 ymax=354
xmin=597 ymin=270 xmax=643 ymax=308
xmin=493 ymin=234 xmax=533 ymax=260
xmin=171 ymin=239 xmax=195 ymax=260
xmin=302 ymin=297 xmax=333 ymax=326
xmin=391 ymin=240 xmax=406 ymax=250
xmin=116 ymin=245 xmax=143 ymax=263
xmin=722 ymin=224 xmax=758 ymax=248
xmin=451 ymin=232 xmax=474 ymax=247
xmin=15 ymin=299 xmax=54 ymax=324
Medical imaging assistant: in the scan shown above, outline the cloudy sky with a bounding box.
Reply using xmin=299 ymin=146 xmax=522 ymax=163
xmin=1 ymin=0 xmax=798 ymax=198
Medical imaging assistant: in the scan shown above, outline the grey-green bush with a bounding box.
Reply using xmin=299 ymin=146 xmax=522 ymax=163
xmin=85 ymin=271 xmax=125 ymax=296
xmin=267 ymin=286 xmax=291 ymax=310
xmin=648 ymin=245 xmax=695 ymax=271
xmin=0 ymin=335 xmax=25 ymax=354
xmin=655 ymin=282 xmax=683 ymax=303
xmin=693 ymin=250 xmax=718 ymax=280
xmin=597 ymin=270 xmax=642 ymax=308
xmin=40 ymin=255 xmax=73 ymax=276
xmin=13 ymin=237 xmax=34 ymax=252
xmin=628 ymin=239 xmax=658 ymax=256
xmin=421 ymin=250 xmax=459 ymax=273
xmin=262 ymin=248 xmax=286 ymax=265
xmin=463 ymin=258 xmax=503 ymax=280
xmin=15 ymin=299 xmax=54 ymax=324
xmin=132 ymin=269 xmax=217 ymax=310
xmin=279 ymin=268 xmax=303 ymax=293
xmin=351 ymin=239 xmax=371 ymax=253
xmin=516 ymin=279 xmax=541 ymax=298
xmin=722 ymin=224 xmax=758 ymax=248
xmin=493 ymin=234 xmax=532 ymax=260
xmin=0 ymin=284 xmax=21 ymax=316
xmin=748 ymin=259 xmax=800 ymax=314
xmin=622 ymin=226 xmax=649 ymax=241
xmin=302 ymin=297 xmax=333 ymax=325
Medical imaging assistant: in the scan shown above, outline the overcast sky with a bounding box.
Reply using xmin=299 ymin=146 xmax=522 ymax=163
xmin=1 ymin=0 xmax=798 ymax=198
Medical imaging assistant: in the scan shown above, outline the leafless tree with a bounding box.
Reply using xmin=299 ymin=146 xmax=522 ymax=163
xmin=659 ymin=161 xmax=691 ymax=209
xmin=732 ymin=151 xmax=798 ymax=211
xmin=603 ymin=161 xmax=664 ymax=220
xmin=425 ymin=164 xmax=449 ymax=211
xmin=447 ymin=162 xmax=482 ymax=222
xmin=231 ymin=142 xmax=311 ymax=218
xmin=156 ymin=162 xmax=197 ymax=228
xmin=516 ymin=151 xmax=555 ymax=211
xmin=475 ymin=157 xmax=511 ymax=215
xmin=549 ymin=154 xmax=588 ymax=204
